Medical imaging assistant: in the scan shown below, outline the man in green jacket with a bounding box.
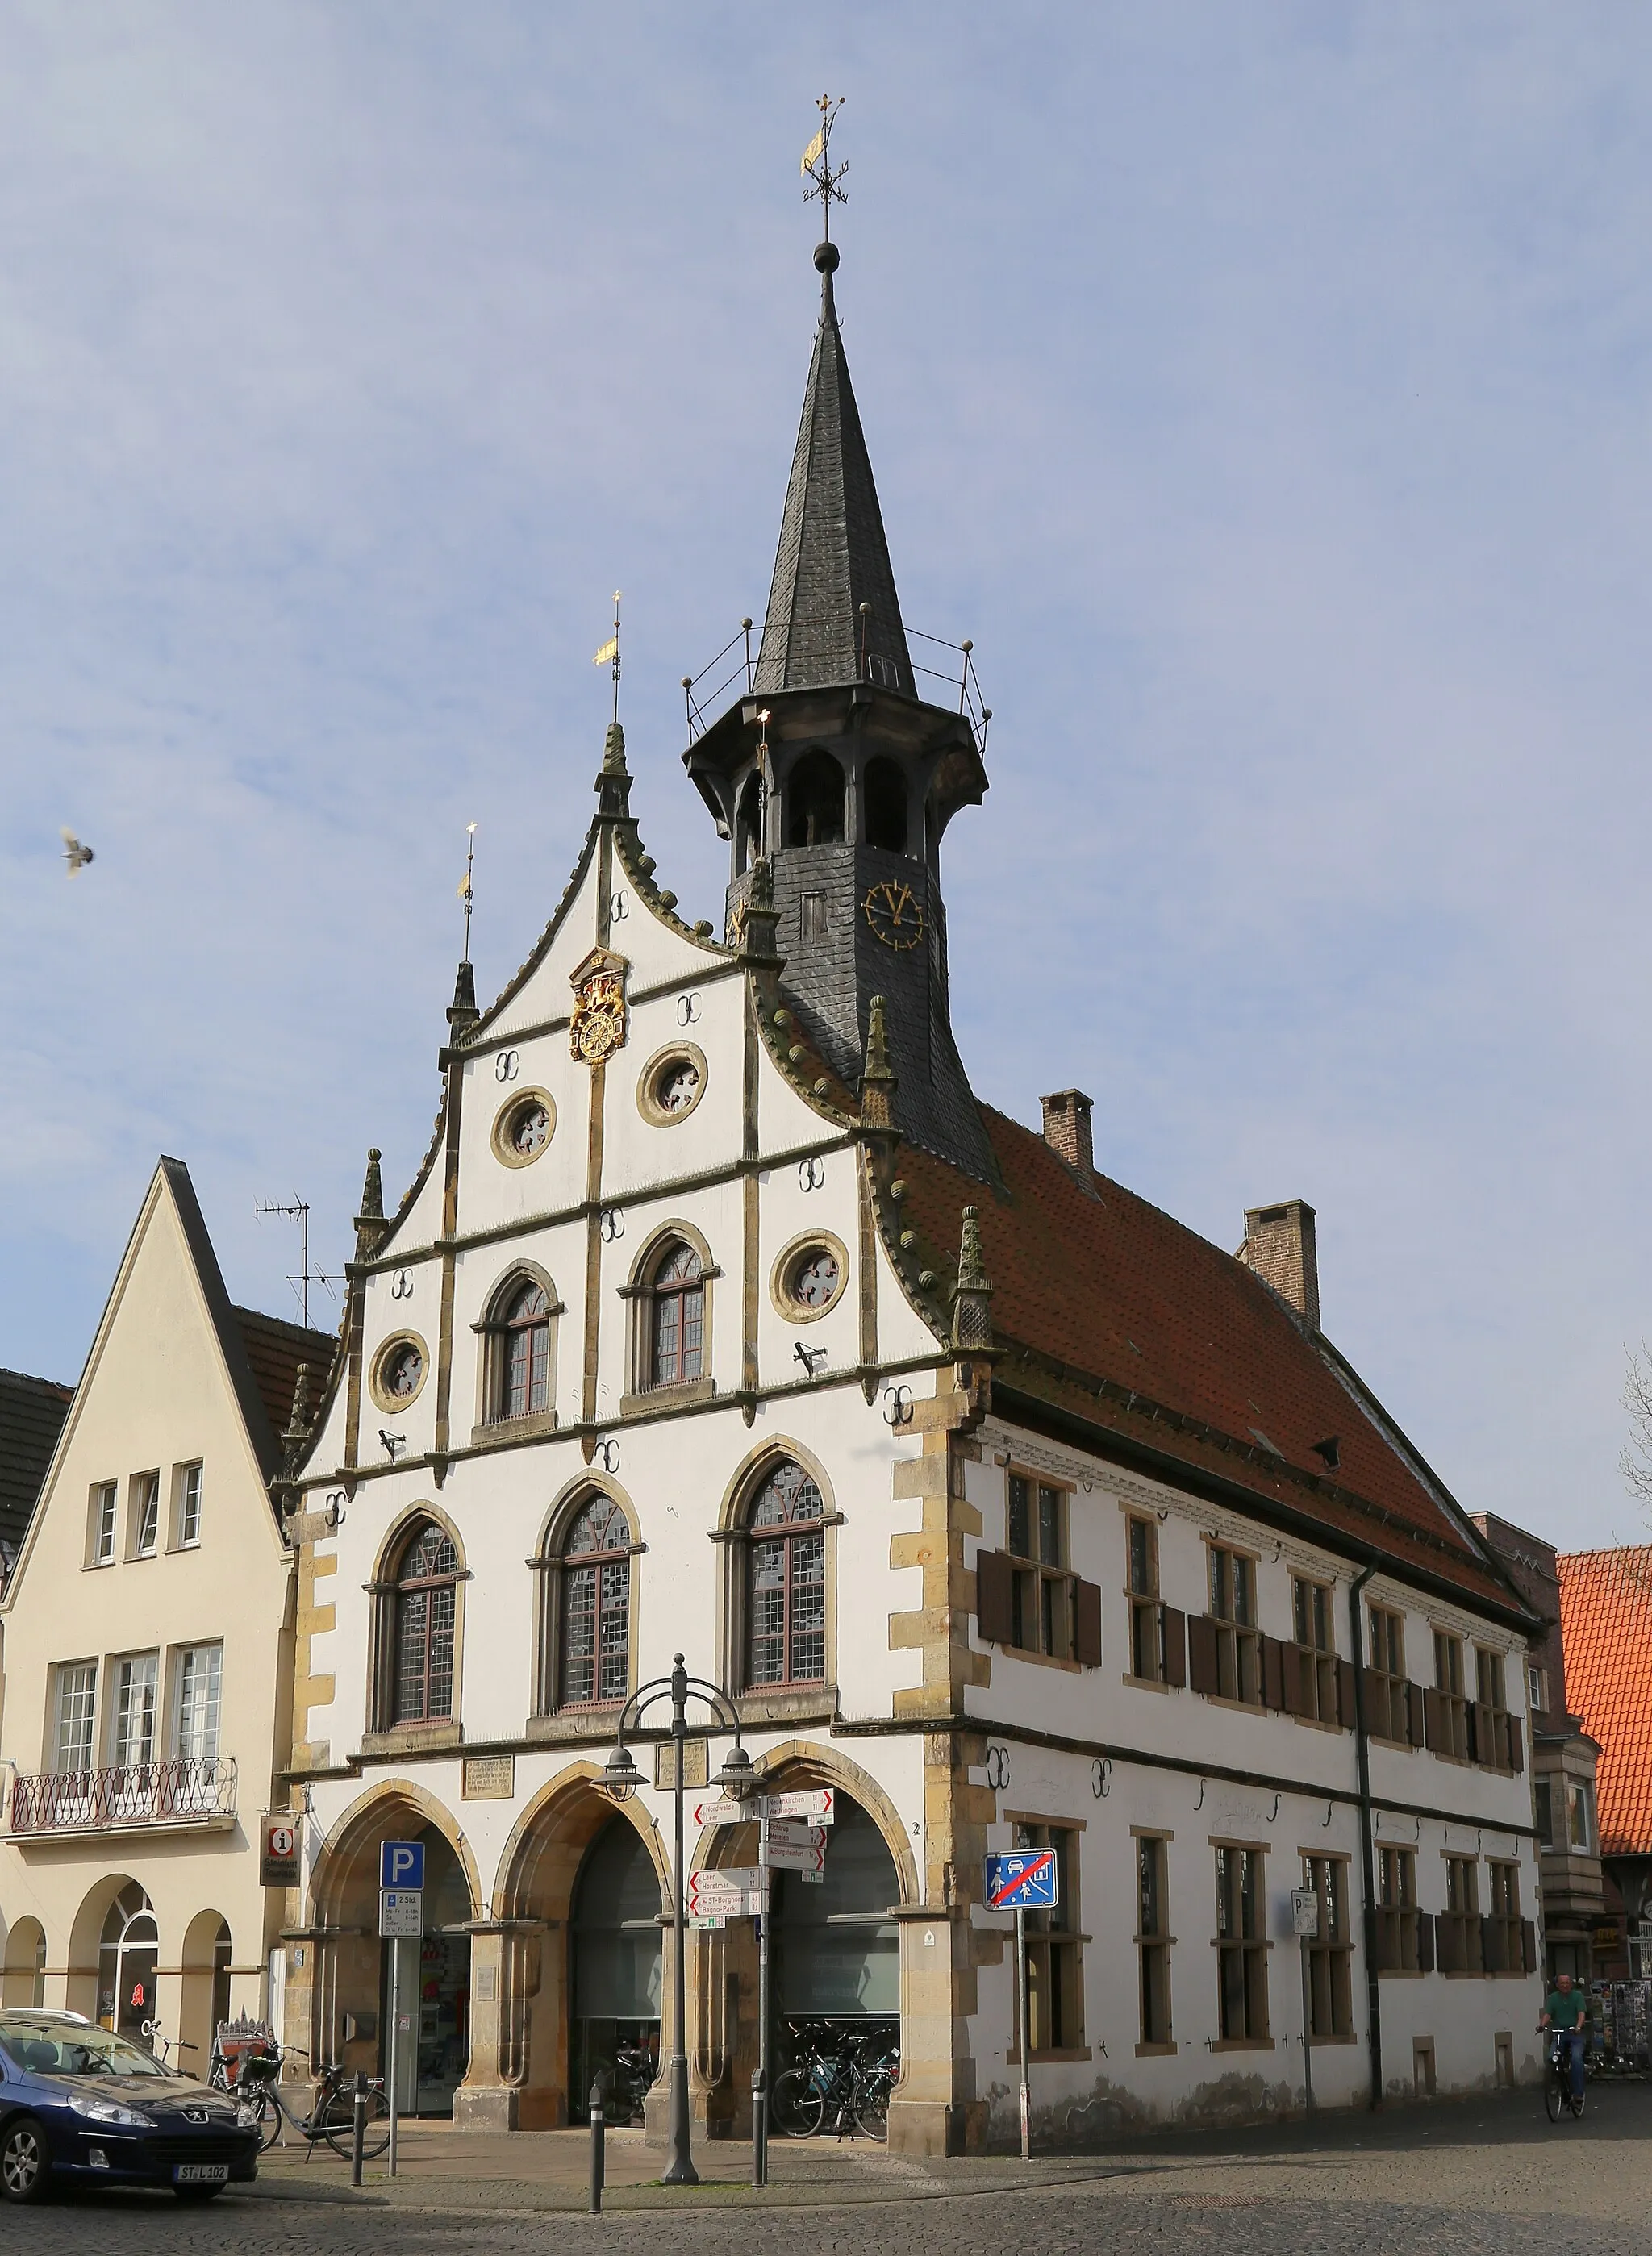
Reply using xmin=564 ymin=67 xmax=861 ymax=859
xmin=1541 ymin=1970 xmax=1588 ymax=2100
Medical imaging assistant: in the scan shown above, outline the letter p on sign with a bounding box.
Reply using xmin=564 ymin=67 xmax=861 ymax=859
xmin=381 ymin=1840 xmax=425 ymax=1891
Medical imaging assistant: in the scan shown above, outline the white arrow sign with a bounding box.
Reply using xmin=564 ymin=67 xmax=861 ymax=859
xmin=686 ymin=1866 xmax=765 ymax=1919
xmin=760 ymin=1833 xmax=827 ymax=1874
xmin=691 ymin=1798 xmax=753 ymax=1828
xmin=766 ymin=1788 xmax=835 ymax=1823
xmin=765 ymin=1818 xmax=828 ymax=1850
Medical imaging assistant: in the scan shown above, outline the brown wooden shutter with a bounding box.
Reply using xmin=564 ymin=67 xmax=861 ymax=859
xmin=1162 ymin=1605 xmax=1187 ymax=1688
xmin=1423 ymin=1686 xmax=1447 ymax=1752
xmin=1507 ymin=1713 xmax=1524 ymax=1773
xmin=1337 ymin=1658 xmax=1358 ymax=1730
xmin=976 ymin=1549 xmax=1014 ymax=1647
xmin=1416 ymin=1912 xmax=1436 ymax=1974
xmin=1521 ymin=1918 xmax=1536 ymax=1975
xmin=1188 ymin=1612 xmax=1220 ymax=1697
xmin=1074 ymin=1578 xmax=1103 ymax=1669
xmin=1262 ymin=1635 xmax=1287 ymax=1712
xmin=1406 ymin=1680 xmax=1427 ymax=1748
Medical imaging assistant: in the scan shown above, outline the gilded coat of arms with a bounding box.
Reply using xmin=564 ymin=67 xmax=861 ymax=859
xmin=570 ymin=948 xmax=628 ymax=1065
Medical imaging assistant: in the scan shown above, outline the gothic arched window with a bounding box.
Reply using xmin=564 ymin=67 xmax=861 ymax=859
xmin=746 ymin=1460 xmax=826 ymax=1687
xmin=786 ymin=752 xmax=845 ymax=847
xmin=649 ymin=1241 xmax=704 ymax=1390
xmin=865 ymin=757 xmax=909 ymax=854
xmin=500 ymin=1280 xmax=552 ymax=1419
xmin=560 ymin=1495 xmax=632 ymax=1707
xmin=392 ymin=1522 xmax=459 ymax=1724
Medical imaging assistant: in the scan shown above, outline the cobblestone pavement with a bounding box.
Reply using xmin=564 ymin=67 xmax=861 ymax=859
xmin=11 ymin=2081 xmax=1652 ymax=2254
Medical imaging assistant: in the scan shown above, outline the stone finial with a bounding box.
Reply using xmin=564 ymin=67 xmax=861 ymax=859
xmin=951 ymin=1204 xmax=995 ymax=1350
xmin=595 ymin=722 xmax=632 ymax=818
xmin=447 ymin=956 xmax=479 ymax=1036
xmin=860 ymin=995 xmax=897 ymax=1132
xmin=354 ymin=1147 xmax=387 ymax=1261
xmin=736 ymin=856 xmax=781 ymax=961
xmin=282 ymin=1362 xmax=315 ymax=1473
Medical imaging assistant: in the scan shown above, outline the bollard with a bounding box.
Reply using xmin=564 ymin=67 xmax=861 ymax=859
xmin=751 ymin=2064 xmax=769 ymax=2190
xmin=351 ymin=2069 xmax=366 ymax=2187
xmin=589 ymin=2075 xmax=606 ymax=2214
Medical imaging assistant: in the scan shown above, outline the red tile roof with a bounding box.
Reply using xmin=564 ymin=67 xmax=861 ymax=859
xmin=1558 ymin=1546 xmax=1652 ymax=1854
xmin=893 ymin=1106 xmax=1518 ymax=1613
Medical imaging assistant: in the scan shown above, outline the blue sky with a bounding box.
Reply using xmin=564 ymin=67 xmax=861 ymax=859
xmin=3 ymin=6 xmax=1650 ymax=1552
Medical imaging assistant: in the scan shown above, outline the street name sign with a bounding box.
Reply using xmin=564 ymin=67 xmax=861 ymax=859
xmin=379 ymin=1888 xmax=423 ymax=1939
xmin=985 ymin=1850 xmax=1058 ymax=1911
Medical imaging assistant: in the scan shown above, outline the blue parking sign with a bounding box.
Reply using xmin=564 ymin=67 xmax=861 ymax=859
xmin=986 ymin=1849 xmax=1058 ymax=1910
xmin=381 ymin=1839 xmax=424 ymax=1891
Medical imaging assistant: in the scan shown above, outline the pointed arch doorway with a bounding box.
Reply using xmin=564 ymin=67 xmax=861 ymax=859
xmin=569 ymin=1816 xmax=662 ymax=2121
xmin=772 ymin=1796 xmax=899 ymax=2058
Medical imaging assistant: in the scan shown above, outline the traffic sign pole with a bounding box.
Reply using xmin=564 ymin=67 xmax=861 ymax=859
xmin=1017 ymin=1905 xmax=1031 ymax=2161
xmin=386 ymin=1934 xmax=399 ymax=2177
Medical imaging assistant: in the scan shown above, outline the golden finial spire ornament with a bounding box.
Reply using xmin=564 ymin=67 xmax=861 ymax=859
xmin=593 ymin=592 xmax=622 ymax=725
xmin=801 ymin=95 xmax=848 ymax=239
xmin=457 ymin=821 xmax=477 ymax=964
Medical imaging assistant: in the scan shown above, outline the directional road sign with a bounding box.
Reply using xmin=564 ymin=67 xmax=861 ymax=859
xmin=686 ymin=1867 xmax=764 ymax=1920
xmin=691 ymin=1797 xmax=750 ymax=1828
xmin=766 ymin=1788 xmax=835 ymax=1824
xmin=986 ymin=1849 xmax=1058 ymax=1911
xmin=381 ymin=1840 xmax=424 ymax=1891
xmin=379 ymin=1888 xmax=423 ymax=1938
xmin=760 ymin=1829 xmax=827 ymax=1875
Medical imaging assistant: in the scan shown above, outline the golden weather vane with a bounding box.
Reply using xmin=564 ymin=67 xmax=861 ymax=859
xmin=457 ymin=820 xmax=478 ymax=961
xmin=801 ymin=94 xmax=848 ymax=239
xmin=593 ymin=591 xmax=621 ymax=724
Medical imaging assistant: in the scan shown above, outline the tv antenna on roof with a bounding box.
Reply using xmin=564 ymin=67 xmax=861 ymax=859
xmin=254 ymin=1195 xmax=340 ymax=1330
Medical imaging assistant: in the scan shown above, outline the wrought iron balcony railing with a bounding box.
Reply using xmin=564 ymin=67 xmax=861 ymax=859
xmin=7 ymin=1755 xmax=238 ymax=1837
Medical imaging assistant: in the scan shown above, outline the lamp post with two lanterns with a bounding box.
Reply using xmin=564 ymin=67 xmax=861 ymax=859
xmin=599 ymin=1652 xmax=756 ymax=2187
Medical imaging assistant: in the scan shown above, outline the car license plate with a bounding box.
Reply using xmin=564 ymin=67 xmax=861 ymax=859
xmin=173 ymin=2164 xmax=230 ymax=2184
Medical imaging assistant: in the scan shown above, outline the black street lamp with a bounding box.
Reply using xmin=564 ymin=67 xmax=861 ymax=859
xmin=601 ymin=1653 xmax=753 ymax=2185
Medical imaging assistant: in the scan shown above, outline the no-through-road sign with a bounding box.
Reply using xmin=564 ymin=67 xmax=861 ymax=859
xmin=381 ymin=1840 xmax=424 ymax=1891
xmin=986 ymin=1850 xmax=1058 ymax=1911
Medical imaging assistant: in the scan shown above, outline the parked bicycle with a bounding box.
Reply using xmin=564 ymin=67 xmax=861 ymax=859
xmin=772 ymin=2022 xmax=898 ymax=2142
xmin=231 ymin=2043 xmax=391 ymax=2158
xmin=1543 ymin=2029 xmax=1587 ymax=2123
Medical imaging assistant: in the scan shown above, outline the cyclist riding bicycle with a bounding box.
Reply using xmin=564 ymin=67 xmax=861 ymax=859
xmin=1540 ymin=1970 xmax=1587 ymax=2103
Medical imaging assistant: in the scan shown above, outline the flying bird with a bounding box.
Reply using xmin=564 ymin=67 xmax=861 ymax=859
xmin=60 ymin=828 xmax=94 ymax=877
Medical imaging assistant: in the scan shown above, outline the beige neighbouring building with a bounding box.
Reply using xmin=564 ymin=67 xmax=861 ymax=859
xmin=0 ymin=1157 xmax=332 ymax=2065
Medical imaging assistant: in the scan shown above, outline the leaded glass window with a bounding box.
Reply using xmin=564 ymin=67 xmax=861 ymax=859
xmin=561 ymin=1495 xmax=632 ymax=1707
xmin=649 ymin=1241 xmax=704 ymax=1388
xmin=747 ymin=1460 xmax=826 ymax=1687
xmin=394 ymin=1524 xmax=459 ymax=1724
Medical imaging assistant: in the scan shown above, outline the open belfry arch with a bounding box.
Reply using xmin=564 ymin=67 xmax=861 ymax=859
xmin=279 ymin=154 xmax=1541 ymax=2151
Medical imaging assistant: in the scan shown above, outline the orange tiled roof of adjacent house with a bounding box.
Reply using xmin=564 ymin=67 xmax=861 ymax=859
xmin=1558 ymin=1545 xmax=1652 ymax=1854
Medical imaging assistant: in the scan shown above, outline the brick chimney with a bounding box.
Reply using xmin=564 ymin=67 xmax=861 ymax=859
xmin=1041 ymin=1089 xmax=1095 ymax=1187
xmin=1240 ymin=1199 xmax=1320 ymax=1330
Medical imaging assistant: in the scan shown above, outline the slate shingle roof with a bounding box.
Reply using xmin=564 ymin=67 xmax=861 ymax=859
xmin=894 ymin=1105 xmax=1519 ymax=1614
xmin=232 ymin=1307 xmax=336 ymax=1454
xmin=0 ymin=1368 xmax=73 ymax=1558
xmin=1558 ymin=1545 xmax=1652 ymax=1854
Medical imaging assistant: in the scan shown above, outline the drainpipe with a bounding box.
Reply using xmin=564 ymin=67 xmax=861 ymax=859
xmin=1349 ymin=1556 xmax=1383 ymax=2109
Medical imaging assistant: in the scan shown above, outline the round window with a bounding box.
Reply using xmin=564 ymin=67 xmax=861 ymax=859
xmin=637 ymin=1043 xmax=708 ymax=1127
xmin=771 ymin=1232 xmax=849 ymax=1323
xmin=371 ymin=1333 xmax=429 ymax=1412
xmin=492 ymin=1087 xmax=557 ymax=1168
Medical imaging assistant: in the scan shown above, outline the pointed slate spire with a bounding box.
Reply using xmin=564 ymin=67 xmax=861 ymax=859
xmin=447 ymin=957 xmax=479 ymax=1036
xmin=859 ymin=994 xmax=897 ymax=1133
xmin=753 ymin=244 xmax=915 ymax=698
xmin=595 ymin=720 xmax=632 ymax=819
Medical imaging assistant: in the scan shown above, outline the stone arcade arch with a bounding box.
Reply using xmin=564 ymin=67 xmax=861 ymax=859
xmin=179 ymin=1909 xmax=232 ymax=2069
xmin=300 ymin=1784 xmax=481 ymax=2117
xmin=2 ymin=1916 xmax=46 ymax=2008
xmin=687 ymin=1743 xmax=916 ymax=2138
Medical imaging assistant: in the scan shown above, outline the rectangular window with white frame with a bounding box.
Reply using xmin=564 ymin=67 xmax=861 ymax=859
xmin=53 ymin=1662 xmax=98 ymax=1772
xmin=173 ymin=1644 xmax=223 ymax=1763
xmin=174 ymin=1462 xmax=203 ymax=1549
xmin=112 ymin=1653 xmax=160 ymax=1770
xmin=129 ymin=1472 xmax=161 ymax=1559
xmin=1566 ymin=1779 xmax=1595 ymax=1853
xmin=88 ymin=1483 xmax=118 ymax=1568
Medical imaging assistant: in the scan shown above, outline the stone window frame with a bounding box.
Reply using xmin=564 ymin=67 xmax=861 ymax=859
xmin=710 ymin=1441 xmax=841 ymax=1724
xmin=1132 ymin=1825 xmax=1175 ymax=2054
xmin=1006 ymin=1812 xmax=1090 ymax=2064
xmin=1300 ymin=1848 xmax=1357 ymax=2040
xmin=620 ymin=1220 xmax=720 ymax=1414
xmin=1004 ymin=1467 xmax=1078 ymax=1663
xmin=1203 ymin=1537 xmax=1264 ymax=1709
xmin=362 ymin=1505 xmax=469 ymax=1755
xmin=471 ymin=1262 xmax=564 ymax=1444
xmin=529 ymin=1475 xmax=646 ymax=1723
xmin=1211 ymin=1836 xmax=1271 ymax=2048
xmin=369 ymin=1330 xmax=430 ymax=1417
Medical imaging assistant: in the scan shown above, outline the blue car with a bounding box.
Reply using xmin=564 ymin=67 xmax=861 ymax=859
xmin=0 ymin=2010 xmax=261 ymax=2204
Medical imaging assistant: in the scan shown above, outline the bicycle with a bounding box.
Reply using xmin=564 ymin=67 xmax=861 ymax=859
xmin=773 ymin=2025 xmax=898 ymax=2142
xmin=233 ymin=2044 xmax=392 ymax=2158
xmin=1543 ymin=2028 xmax=1587 ymax=2123
xmin=138 ymin=2020 xmax=198 ymax=2075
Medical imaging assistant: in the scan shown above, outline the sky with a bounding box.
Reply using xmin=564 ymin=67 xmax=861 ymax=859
xmin=3 ymin=4 xmax=1651 ymax=1554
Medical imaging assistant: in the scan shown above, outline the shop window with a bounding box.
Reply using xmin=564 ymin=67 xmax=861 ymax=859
xmin=1016 ymin=1824 xmax=1083 ymax=2054
xmin=1214 ymin=1844 xmax=1269 ymax=2041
